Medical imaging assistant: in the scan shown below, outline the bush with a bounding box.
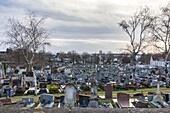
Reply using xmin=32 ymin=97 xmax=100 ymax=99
xmin=49 ymin=88 xmax=59 ymax=94
xmin=80 ymin=84 xmax=90 ymax=91
xmin=15 ymin=87 xmax=26 ymax=96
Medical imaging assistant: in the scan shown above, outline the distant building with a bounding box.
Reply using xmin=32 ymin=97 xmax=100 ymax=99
xmin=150 ymin=56 xmax=170 ymax=67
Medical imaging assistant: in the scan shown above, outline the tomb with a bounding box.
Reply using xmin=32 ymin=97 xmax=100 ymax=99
xmin=37 ymin=93 xmax=54 ymax=107
xmin=64 ymin=83 xmax=77 ymax=108
xmin=22 ymin=97 xmax=35 ymax=108
xmin=117 ymin=92 xmax=131 ymax=108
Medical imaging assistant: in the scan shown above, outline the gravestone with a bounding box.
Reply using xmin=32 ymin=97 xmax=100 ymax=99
xmin=148 ymin=95 xmax=154 ymax=102
xmin=168 ymin=93 xmax=170 ymax=103
xmin=5 ymin=87 xmax=11 ymax=98
xmin=105 ymin=83 xmax=112 ymax=99
xmin=135 ymin=102 xmax=148 ymax=108
xmin=39 ymin=82 xmax=48 ymax=94
xmin=88 ymin=72 xmax=98 ymax=108
xmin=152 ymin=81 xmax=163 ymax=104
xmin=79 ymin=95 xmax=90 ymax=107
xmin=60 ymin=95 xmax=65 ymax=107
xmin=138 ymin=96 xmax=145 ymax=103
xmin=117 ymin=92 xmax=130 ymax=108
xmin=164 ymin=94 xmax=169 ymax=102
xmin=22 ymin=97 xmax=35 ymax=107
xmin=38 ymin=93 xmax=54 ymax=107
xmin=64 ymin=84 xmax=77 ymax=108
xmin=40 ymin=82 xmax=47 ymax=88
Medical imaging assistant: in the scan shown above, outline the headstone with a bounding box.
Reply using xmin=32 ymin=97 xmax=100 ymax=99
xmin=60 ymin=96 xmax=65 ymax=107
xmin=117 ymin=93 xmax=130 ymax=108
xmin=22 ymin=97 xmax=35 ymax=107
xmin=105 ymin=83 xmax=112 ymax=99
xmin=164 ymin=94 xmax=169 ymax=102
xmin=5 ymin=87 xmax=11 ymax=98
xmin=79 ymin=95 xmax=89 ymax=107
xmin=135 ymin=102 xmax=148 ymax=108
xmin=152 ymin=81 xmax=163 ymax=104
xmin=38 ymin=93 xmax=54 ymax=107
xmin=88 ymin=72 xmax=98 ymax=108
xmin=88 ymin=100 xmax=98 ymax=107
xmin=168 ymin=93 xmax=170 ymax=103
xmin=0 ymin=102 xmax=3 ymax=107
xmin=148 ymin=95 xmax=154 ymax=102
xmin=39 ymin=83 xmax=48 ymax=94
xmin=40 ymin=83 xmax=47 ymax=88
xmin=138 ymin=96 xmax=145 ymax=103
xmin=64 ymin=84 xmax=77 ymax=108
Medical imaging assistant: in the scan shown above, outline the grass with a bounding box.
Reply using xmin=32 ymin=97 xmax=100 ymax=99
xmin=148 ymin=102 xmax=157 ymax=108
xmin=8 ymin=87 xmax=170 ymax=102
xmin=97 ymin=87 xmax=170 ymax=98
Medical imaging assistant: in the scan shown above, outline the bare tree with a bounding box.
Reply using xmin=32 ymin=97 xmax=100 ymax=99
xmin=150 ymin=4 xmax=170 ymax=87
xmin=119 ymin=7 xmax=154 ymax=90
xmin=57 ymin=52 xmax=66 ymax=62
xmin=67 ymin=50 xmax=80 ymax=64
xmin=119 ymin=7 xmax=154 ymax=64
xmin=82 ymin=52 xmax=91 ymax=64
xmin=3 ymin=12 xmax=50 ymax=72
xmin=150 ymin=4 xmax=170 ymax=56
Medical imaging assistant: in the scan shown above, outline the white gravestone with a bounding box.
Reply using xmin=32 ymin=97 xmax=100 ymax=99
xmin=64 ymin=84 xmax=76 ymax=108
xmin=153 ymin=81 xmax=163 ymax=104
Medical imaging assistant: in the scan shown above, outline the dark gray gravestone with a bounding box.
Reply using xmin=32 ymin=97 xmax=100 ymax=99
xmin=60 ymin=96 xmax=65 ymax=107
xmin=79 ymin=95 xmax=90 ymax=107
xmin=148 ymin=95 xmax=154 ymax=102
xmin=40 ymin=83 xmax=47 ymax=88
xmin=105 ymin=83 xmax=112 ymax=99
xmin=5 ymin=87 xmax=11 ymax=98
xmin=135 ymin=102 xmax=148 ymax=108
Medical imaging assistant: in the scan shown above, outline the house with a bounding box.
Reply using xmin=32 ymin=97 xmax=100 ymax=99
xmin=150 ymin=56 xmax=170 ymax=67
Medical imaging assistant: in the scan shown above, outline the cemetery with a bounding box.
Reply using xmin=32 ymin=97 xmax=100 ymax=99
xmin=0 ymin=50 xmax=170 ymax=112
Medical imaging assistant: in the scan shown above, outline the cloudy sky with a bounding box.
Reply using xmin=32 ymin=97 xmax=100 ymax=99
xmin=0 ymin=0 xmax=169 ymax=53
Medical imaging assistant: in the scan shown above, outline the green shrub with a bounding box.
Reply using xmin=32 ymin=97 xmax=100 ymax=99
xmin=15 ymin=87 xmax=26 ymax=96
xmin=49 ymin=88 xmax=59 ymax=94
xmin=80 ymin=84 xmax=90 ymax=91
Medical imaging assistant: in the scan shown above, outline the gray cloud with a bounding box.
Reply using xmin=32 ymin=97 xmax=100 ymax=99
xmin=0 ymin=0 xmax=170 ymax=53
